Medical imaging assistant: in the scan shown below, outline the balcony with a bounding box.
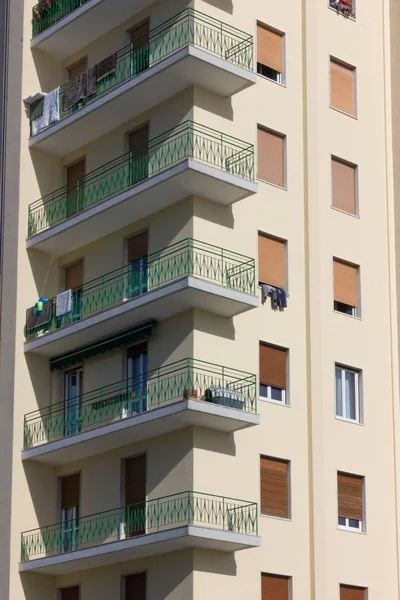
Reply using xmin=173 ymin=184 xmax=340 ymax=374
xmin=25 ymin=239 xmax=258 ymax=357
xmin=23 ymin=358 xmax=259 ymax=465
xmin=20 ymin=491 xmax=260 ymax=574
xmin=27 ymin=122 xmax=257 ymax=256
xmin=29 ymin=10 xmax=255 ymax=156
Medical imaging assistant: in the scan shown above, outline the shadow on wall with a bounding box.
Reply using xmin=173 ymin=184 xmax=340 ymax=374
xmin=25 ymin=353 xmax=53 ymax=413
xmin=21 ymin=572 xmax=55 ymax=600
xmin=194 ymin=547 xmax=237 ymax=576
xmin=194 ymin=309 xmax=235 ymax=341
xmin=195 ymin=87 xmax=234 ymax=121
xmin=31 ymin=48 xmax=62 ymax=93
xmin=22 ymin=460 xmax=57 ymax=530
xmin=146 ymin=428 xmax=194 ymax=497
xmin=201 ymin=0 xmax=233 ymax=14
xmin=27 ymin=248 xmax=58 ymax=305
xmin=194 ymin=196 xmax=234 ymax=229
xmin=148 ymin=549 xmax=194 ymax=599
xmin=193 ymin=426 xmax=236 ymax=457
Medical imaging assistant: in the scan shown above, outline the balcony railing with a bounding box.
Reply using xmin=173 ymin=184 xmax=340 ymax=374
xmin=21 ymin=491 xmax=258 ymax=561
xmin=32 ymin=0 xmax=89 ymax=36
xmin=25 ymin=238 xmax=255 ymax=341
xmin=23 ymin=358 xmax=257 ymax=449
xmin=27 ymin=121 xmax=255 ymax=238
xmin=32 ymin=9 xmax=252 ymax=123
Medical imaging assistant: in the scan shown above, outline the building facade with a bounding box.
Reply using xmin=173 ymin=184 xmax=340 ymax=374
xmin=0 ymin=0 xmax=399 ymax=598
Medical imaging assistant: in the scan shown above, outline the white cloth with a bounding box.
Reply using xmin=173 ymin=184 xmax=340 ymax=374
xmin=31 ymin=87 xmax=60 ymax=136
xmin=56 ymin=289 xmax=72 ymax=317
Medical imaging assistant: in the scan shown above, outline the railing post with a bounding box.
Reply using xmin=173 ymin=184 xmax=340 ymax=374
xmin=221 ymin=248 xmax=224 ymax=286
xmin=187 ymin=238 xmax=192 ymax=276
xmin=75 ymin=179 xmax=80 ymax=213
xmin=223 ymin=496 xmax=226 ymax=530
xmin=187 ymin=491 xmax=192 ymax=525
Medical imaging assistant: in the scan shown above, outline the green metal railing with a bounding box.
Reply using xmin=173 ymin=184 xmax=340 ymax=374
xmin=20 ymin=491 xmax=258 ymax=561
xmin=25 ymin=238 xmax=255 ymax=341
xmin=23 ymin=358 xmax=257 ymax=449
xmin=27 ymin=121 xmax=254 ymax=237
xmin=32 ymin=0 xmax=89 ymax=36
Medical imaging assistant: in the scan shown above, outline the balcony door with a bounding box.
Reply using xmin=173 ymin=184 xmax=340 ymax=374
xmin=65 ymin=260 xmax=83 ymax=322
xmin=67 ymin=159 xmax=86 ymax=217
xmin=124 ymin=573 xmax=146 ymax=600
xmin=130 ymin=20 xmax=150 ymax=75
xmin=60 ymin=586 xmax=80 ymax=600
xmin=129 ymin=124 xmax=149 ymax=184
xmin=59 ymin=473 xmax=80 ymax=553
xmin=64 ymin=367 xmax=83 ymax=437
xmin=125 ymin=343 xmax=148 ymax=416
xmin=128 ymin=231 xmax=148 ymax=298
xmin=124 ymin=455 xmax=146 ymax=537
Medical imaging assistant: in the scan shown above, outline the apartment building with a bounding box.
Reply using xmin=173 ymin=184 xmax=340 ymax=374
xmin=0 ymin=0 xmax=398 ymax=598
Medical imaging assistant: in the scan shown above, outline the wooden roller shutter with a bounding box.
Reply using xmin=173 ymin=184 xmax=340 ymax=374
xmin=261 ymin=573 xmax=289 ymax=600
xmin=128 ymin=232 xmax=148 ymax=263
xmin=257 ymin=126 xmax=285 ymax=187
xmin=259 ymin=343 xmax=287 ymax=389
xmin=65 ymin=260 xmax=83 ymax=291
xmin=130 ymin=20 xmax=150 ymax=49
xmin=257 ymin=24 xmax=283 ymax=73
xmin=125 ymin=455 xmax=146 ymax=506
xmin=333 ymin=259 xmax=357 ymax=307
xmin=260 ymin=456 xmax=289 ymax=518
xmin=61 ymin=474 xmax=80 ymax=509
xmin=68 ymin=58 xmax=87 ymax=81
xmin=340 ymin=585 xmax=365 ymax=600
xmin=330 ymin=59 xmax=355 ymax=115
xmin=67 ymin=160 xmax=85 ymax=191
xmin=332 ymin=158 xmax=356 ymax=215
xmin=125 ymin=572 xmax=146 ymax=600
xmin=60 ymin=586 xmax=80 ymax=600
xmin=258 ymin=233 xmax=285 ymax=288
xmin=338 ymin=472 xmax=363 ymax=521
xmin=129 ymin=124 xmax=149 ymax=156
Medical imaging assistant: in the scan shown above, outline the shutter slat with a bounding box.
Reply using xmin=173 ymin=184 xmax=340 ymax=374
xmin=257 ymin=24 xmax=283 ymax=73
xmin=338 ymin=473 xmax=363 ymax=521
xmin=340 ymin=585 xmax=365 ymax=600
xmin=330 ymin=59 xmax=354 ymax=115
xmin=258 ymin=234 xmax=285 ymax=288
xmin=125 ymin=572 xmax=146 ymax=600
xmin=333 ymin=260 xmax=357 ymax=307
xmin=257 ymin=127 xmax=284 ymax=187
xmin=128 ymin=232 xmax=148 ymax=263
xmin=261 ymin=573 xmax=289 ymax=600
xmin=259 ymin=343 xmax=287 ymax=389
xmin=260 ymin=456 xmax=289 ymax=518
xmin=61 ymin=474 xmax=80 ymax=509
xmin=65 ymin=260 xmax=84 ymax=291
xmin=332 ymin=158 xmax=356 ymax=215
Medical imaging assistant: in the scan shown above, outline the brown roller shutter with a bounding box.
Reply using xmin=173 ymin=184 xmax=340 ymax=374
xmin=61 ymin=474 xmax=80 ymax=509
xmin=258 ymin=234 xmax=285 ymax=288
xmin=260 ymin=456 xmax=289 ymax=518
xmin=330 ymin=59 xmax=355 ymax=115
xmin=261 ymin=573 xmax=289 ymax=600
xmin=125 ymin=455 xmax=146 ymax=536
xmin=68 ymin=58 xmax=87 ymax=81
xmin=338 ymin=472 xmax=363 ymax=521
xmin=125 ymin=572 xmax=146 ymax=600
xmin=60 ymin=586 xmax=80 ymax=600
xmin=259 ymin=343 xmax=286 ymax=389
xmin=332 ymin=158 xmax=356 ymax=214
xmin=130 ymin=20 xmax=150 ymax=48
xmin=65 ymin=260 xmax=83 ymax=291
xmin=257 ymin=126 xmax=285 ymax=187
xmin=340 ymin=585 xmax=365 ymax=600
xmin=333 ymin=259 xmax=357 ymax=307
xmin=129 ymin=125 xmax=149 ymax=155
xmin=67 ymin=160 xmax=85 ymax=192
xmin=128 ymin=232 xmax=148 ymax=263
xmin=257 ymin=24 xmax=283 ymax=73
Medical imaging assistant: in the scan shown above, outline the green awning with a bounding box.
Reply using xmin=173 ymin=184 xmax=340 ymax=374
xmin=50 ymin=321 xmax=156 ymax=371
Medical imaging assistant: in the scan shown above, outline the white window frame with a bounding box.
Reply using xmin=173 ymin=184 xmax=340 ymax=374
xmin=335 ymin=365 xmax=360 ymax=423
xmin=338 ymin=516 xmax=362 ymax=532
xmin=259 ymin=385 xmax=286 ymax=405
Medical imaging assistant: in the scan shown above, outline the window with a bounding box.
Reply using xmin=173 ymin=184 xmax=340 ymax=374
xmin=337 ymin=472 xmax=364 ymax=531
xmin=66 ymin=159 xmax=86 ymax=216
xmin=335 ymin=365 xmax=361 ymax=422
xmin=340 ymin=584 xmax=366 ymax=600
xmin=257 ymin=23 xmax=284 ymax=83
xmin=333 ymin=259 xmax=359 ymax=316
xmin=331 ymin=157 xmax=357 ymax=215
xmin=59 ymin=473 xmax=80 ymax=552
xmin=258 ymin=233 xmax=286 ymax=289
xmin=260 ymin=456 xmax=290 ymax=518
xmin=124 ymin=572 xmax=146 ymax=600
xmin=329 ymin=0 xmax=355 ymax=18
xmin=257 ymin=126 xmax=285 ymax=187
xmin=129 ymin=124 xmax=149 ymax=183
xmin=330 ymin=58 xmax=356 ymax=116
xmin=59 ymin=586 xmax=80 ymax=600
xmin=261 ymin=573 xmax=290 ymax=600
xmin=67 ymin=57 xmax=87 ymax=81
xmin=130 ymin=19 xmax=150 ymax=75
xmin=259 ymin=343 xmax=287 ymax=404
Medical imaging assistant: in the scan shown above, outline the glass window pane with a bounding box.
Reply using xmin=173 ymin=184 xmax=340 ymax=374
xmin=270 ymin=386 xmax=283 ymax=402
xmin=338 ymin=516 xmax=346 ymax=526
xmin=349 ymin=518 xmax=360 ymax=529
xmin=345 ymin=371 xmax=356 ymax=420
xmin=335 ymin=367 xmax=343 ymax=416
xmin=260 ymin=384 xmax=269 ymax=398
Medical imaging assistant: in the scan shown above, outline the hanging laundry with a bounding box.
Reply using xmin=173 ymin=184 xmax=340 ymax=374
xmin=56 ymin=289 xmax=72 ymax=317
xmin=96 ymin=53 xmax=117 ymax=81
xmin=63 ymin=72 xmax=87 ymax=111
xmin=260 ymin=284 xmax=287 ymax=309
xmin=86 ymin=65 xmax=97 ymax=97
xmin=31 ymin=88 xmax=60 ymax=136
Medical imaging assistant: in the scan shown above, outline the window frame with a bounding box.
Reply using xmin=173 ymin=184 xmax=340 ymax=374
xmin=259 ymin=383 xmax=286 ymax=405
xmin=259 ymin=342 xmax=289 ymax=406
xmin=338 ymin=516 xmax=362 ymax=532
xmin=256 ymin=22 xmax=286 ymax=86
xmin=337 ymin=472 xmax=365 ymax=533
xmin=329 ymin=56 xmax=357 ymax=118
xmin=330 ymin=154 xmax=359 ymax=217
xmin=256 ymin=124 xmax=287 ymax=189
xmin=332 ymin=258 xmax=361 ymax=318
xmin=335 ymin=364 xmax=361 ymax=424
xmin=259 ymin=455 xmax=291 ymax=520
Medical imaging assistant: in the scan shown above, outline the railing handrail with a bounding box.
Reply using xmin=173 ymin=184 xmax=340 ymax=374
xmin=24 ymin=356 xmax=256 ymax=422
xmin=21 ymin=490 xmax=257 ymax=536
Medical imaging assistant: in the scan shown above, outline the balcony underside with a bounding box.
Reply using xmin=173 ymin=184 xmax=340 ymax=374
xmin=29 ymin=47 xmax=256 ymax=157
xmin=22 ymin=398 xmax=260 ymax=466
xmin=31 ymin=0 xmax=155 ymax=59
xmin=27 ymin=160 xmax=257 ymax=256
xmin=19 ymin=525 xmax=261 ymax=575
xmin=24 ymin=276 xmax=258 ymax=357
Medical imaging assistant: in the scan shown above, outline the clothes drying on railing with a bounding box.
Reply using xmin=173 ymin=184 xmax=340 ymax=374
xmin=26 ymin=300 xmax=51 ymax=331
xmin=204 ymin=386 xmax=244 ymax=410
xmin=31 ymin=87 xmax=60 ymax=136
xmin=56 ymin=289 xmax=72 ymax=318
xmin=260 ymin=284 xmax=287 ymax=309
